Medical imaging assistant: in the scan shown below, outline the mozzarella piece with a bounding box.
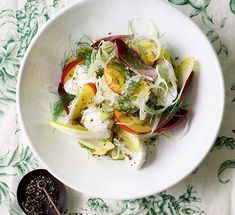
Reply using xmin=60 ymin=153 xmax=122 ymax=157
xmin=81 ymin=107 xmax=112 ymax=132
xmin=64 ymin=65 xmax=96 ymax=95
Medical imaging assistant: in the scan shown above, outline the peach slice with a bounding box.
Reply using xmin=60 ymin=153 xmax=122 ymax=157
xmin=114 ymin=111 xmax=152 ymax=134
xmin=104 ymin=62 xmax=125 ymax=94
xmin=61 ymin=59 xmax=84 ymax=84
xmin=68 ymin=83 xmax=97 ymax=120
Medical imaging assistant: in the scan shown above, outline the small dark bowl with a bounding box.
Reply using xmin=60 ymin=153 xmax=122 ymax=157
xmin=17 ymin=169 xmax=67 ymax=215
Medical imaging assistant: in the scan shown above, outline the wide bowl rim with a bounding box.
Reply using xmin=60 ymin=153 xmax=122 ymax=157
xmin=16 ymin=0 xmax=225 ymax=200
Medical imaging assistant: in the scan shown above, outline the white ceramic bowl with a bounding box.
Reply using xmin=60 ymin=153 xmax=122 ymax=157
xmin=17 ymin=0 xmax=224 ymax=199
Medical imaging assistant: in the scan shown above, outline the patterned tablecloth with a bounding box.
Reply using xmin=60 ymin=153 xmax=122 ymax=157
xmin=0 ymin=0 xmax=234 ymax=214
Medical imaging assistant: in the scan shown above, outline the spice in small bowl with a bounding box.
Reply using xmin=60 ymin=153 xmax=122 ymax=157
xmin=17 ymin=169 xmax=67 ymax=215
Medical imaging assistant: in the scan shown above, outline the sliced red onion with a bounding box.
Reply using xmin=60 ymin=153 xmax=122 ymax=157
xmin=61 ymin=60 xmax=79 ymax=84
xmin=156 ymin=109 xmax=188 ymax=133
xmin=179 ymin=71 xmax=194 ymax=101
xmin=58 ymin=83 xmax=69 ymax=114
xmin=58 ymin=82 xmax=67 ymax=98
xmin=155 ymin=114 xmax=174 ymax=132
xmin=154 ymin=71 xmax=193 ymax=133
xmin=92 ymin=35 xmax=132 ymax=48
xmin=114 ymin=39 xmax=157 ymax=78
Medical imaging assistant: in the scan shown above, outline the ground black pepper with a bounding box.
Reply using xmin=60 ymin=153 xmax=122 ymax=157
xmin=22 ymin=175 xmax=59 ymax=215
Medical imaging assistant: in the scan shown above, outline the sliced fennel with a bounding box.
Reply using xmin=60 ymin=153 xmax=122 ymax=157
xmin=146 ymin=57 xmax=196 ymax=115
xmin=156 ymin=58 xmax=178 ymax=106
xmin=151 ymin=116 xmax=160 ymax=134
xmin=86 ymin=41 xmax=114 ymax=74
xmin=113 ymin=127 xmax=146 ymax=169
xmin=128 ymin=17 xmax=159 ymax=37
xmin=115 ymin=127 xmax=142 ymax=152
xmin=78 ymin=139 xmax=114 ymax=155
xmin=160 ymin=48 xmax=172 ymax=63
xmin=128 ymin=17 xmax=161 ymax=66
xmin=95 ymin=41 xmax=115 ymax=64
xmin=177 ymin=57 xmax=197 ymax=88
xmin=128 ymin=37 xmax=161 ymax=66
xmin=111 ymin=147 xmax=125 ymax=160
xmin=95 ymin=77 xmax=117 ymax=105
xmin=118 ymin=140 xmax=146 ymax=169
xmin=162 ymin=116 xmax=189 ymax=142
xmin=49 ymin=120 xmax=110 ymax=139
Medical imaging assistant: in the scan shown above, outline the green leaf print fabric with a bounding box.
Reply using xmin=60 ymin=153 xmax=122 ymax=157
xmin=0 ymin=0 xmax=234 ymax=214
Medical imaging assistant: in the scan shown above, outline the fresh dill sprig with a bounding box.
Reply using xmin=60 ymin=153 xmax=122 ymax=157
xmin=122 ymin=75 xmax=142 ymax=96
xmin=76 ymin=42 xmax=93 ymax=66
xmin=114 ymin=96 xmax=133 ymax=112
xmin=80 ymin=143 xmax=94 ymax=152
xmin=52 ymin=94 xmax=75 ymax=120
xmin=162 ymin=101 xmax=187 ymax=118
xmin=146 ymin=95 xmax=161 ymax=111
xmin=111 ymin=59 xmax=134 ymax=78
xmin=52 ymin=100 xmax=64 ymax=121
xmin=61 ymin=35 xmax=94 ymax=69
xmin=115 ymin=96 xmax=131 ymax=111
xmin=81 ymin=33 xmax=94 ymax=44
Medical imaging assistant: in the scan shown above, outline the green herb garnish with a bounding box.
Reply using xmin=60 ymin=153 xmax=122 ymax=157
xmin=80 ymin=143 xmax=94 ymax=152
xmin=111 ymin=59 xmax=134 ymax=78
xmin=52 ymin=94 xmax=75 ymax=120
xmin=114 ymin=96 xmax=135 ymax=112
xmin=122 ymin=75 xmax=142 ymax=96
xmin=162 ymin=101 xmax=187 ymax=118
xmin=76 ymin=42 xmax=93 ymax=66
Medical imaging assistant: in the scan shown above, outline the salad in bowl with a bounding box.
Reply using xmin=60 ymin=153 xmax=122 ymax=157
xmin=50 ymin=18 xmax=196 ymax=169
